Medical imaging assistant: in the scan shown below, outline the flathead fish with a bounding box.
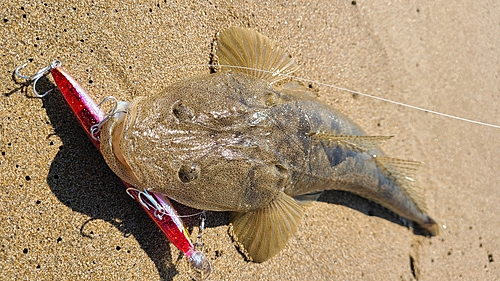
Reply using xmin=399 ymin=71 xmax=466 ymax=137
xmin=99 ymin=27 xmax=439 ymax=262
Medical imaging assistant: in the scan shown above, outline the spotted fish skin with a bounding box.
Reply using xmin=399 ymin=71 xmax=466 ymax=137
xmin=99 ymin=27 xmax=438 ymax=262
xmin=269 ymin=97 xmax=435 ymax=230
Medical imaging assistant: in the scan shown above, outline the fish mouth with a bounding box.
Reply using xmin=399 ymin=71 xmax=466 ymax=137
xmin=111 ymin=102 xmax=141 ymax=180
xmin=100 ymin=100 xmax=142 ymax=186
xmin=110 ymin=102 xmax=130 ymax=168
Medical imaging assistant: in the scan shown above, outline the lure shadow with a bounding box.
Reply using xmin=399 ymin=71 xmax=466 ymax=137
xmin=37 ymin=77 xmax=227 ymax=281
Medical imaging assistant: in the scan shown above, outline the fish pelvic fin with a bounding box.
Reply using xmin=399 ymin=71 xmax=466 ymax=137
xmin=229 ymin=192 xmax=304 ymax=262
xmin=216 ymin=27 xmax=300 ymax=84
xmin=278 ymin=81 xmax=319 ymax=101
xmin=293 ymin=191 xmax=324 ymax=205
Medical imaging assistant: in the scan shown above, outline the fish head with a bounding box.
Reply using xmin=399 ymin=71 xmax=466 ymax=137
xmin=98 ymin=88 xmax=286 ymax=212
xmin=97 ymin=24 xmax=304 ymax=213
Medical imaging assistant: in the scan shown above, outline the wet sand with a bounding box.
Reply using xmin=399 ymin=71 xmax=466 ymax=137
xmin=1 ymin=1 xmax=499 ymax=280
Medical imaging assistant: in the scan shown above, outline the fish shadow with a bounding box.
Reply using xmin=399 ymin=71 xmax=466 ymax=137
xmin=318 ymin=190 xmax=431 ymax=236
xmin=37 ymin=77 xmax=227 ymax=281
xmin=31 ymin=74 xmax=429 ymax=281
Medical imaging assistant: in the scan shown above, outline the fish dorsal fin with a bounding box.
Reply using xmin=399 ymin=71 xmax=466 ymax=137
xmin=375 ymin=156 xmax=427 ymax=213
xmin=216 ymin=27 xmax=300 ymax=84
xmin=311 ymin=133 xmax=394 ymax=153
xmin=229 ymin=192 xmax=304 ymax=262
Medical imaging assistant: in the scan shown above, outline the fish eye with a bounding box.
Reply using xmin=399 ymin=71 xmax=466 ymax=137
xmin=178 ymin=163 xmax=201 ymax=183
xmin=172 ymin=100 xmax=195 ymax=121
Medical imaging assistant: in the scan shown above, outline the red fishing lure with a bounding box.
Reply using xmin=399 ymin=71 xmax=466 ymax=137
xmin=15 ymin=60 xmax=211 ymax=278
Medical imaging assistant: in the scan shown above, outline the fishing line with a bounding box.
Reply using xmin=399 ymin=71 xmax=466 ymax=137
xmin=136 ymin=63 xmax=500 ymax=129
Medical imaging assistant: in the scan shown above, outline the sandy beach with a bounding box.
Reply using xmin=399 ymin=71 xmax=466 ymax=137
xmin=1 ymin=0 xmax=499 ymax=280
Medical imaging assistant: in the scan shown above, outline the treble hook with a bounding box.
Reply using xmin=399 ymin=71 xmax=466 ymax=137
xmin=89 ymin=96 xmax=124 ymax=141
xmin=14 ymin=60 xmax=62 ymax=98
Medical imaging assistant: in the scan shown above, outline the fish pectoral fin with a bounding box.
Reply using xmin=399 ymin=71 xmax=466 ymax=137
xmin=311 ymin=134 xmax=394 ymax=153
xmin=216 ymin=27 xmax=300 ymax=84
xmin=230 ymin=192 xmax=304 ymax=262
xmin=375 ymin=156 xmax=427 ymax=213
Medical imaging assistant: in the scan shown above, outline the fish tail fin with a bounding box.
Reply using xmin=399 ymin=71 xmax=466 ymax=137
xmin=418 ymin=215 xmax=440 ymax=236
xmin=375 ymin=156 xmax=429 ymax=213
xmin=375 ymin=157 xmax=441 ymax=235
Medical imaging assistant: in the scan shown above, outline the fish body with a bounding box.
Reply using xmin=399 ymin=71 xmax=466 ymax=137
xmin=99 ymin=27 xmax=438 ymax=262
